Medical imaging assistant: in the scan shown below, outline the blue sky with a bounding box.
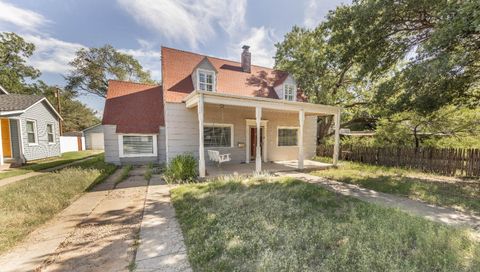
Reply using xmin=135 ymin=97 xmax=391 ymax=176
xmin=0 ymin=0 xmax=348 ymax=114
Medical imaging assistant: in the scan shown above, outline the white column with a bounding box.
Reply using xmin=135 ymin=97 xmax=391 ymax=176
xmin=198 ymin=94 xmax=205 ymax=177
xmin=255 ymin=106 xmax=262 ymax=173
xmin=333 ymin=109 xmax=341 ymax=166
xmin=0 ymin=119 xmax=3 ymax=166
xmin=298 ymin=109 xmax=305 ymax=169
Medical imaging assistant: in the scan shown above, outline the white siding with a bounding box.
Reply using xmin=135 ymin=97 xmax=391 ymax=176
xmin=165 ymin=102 xmax=317 ymax=164
xmin=103 ymin=124 xmax=166 ymax=165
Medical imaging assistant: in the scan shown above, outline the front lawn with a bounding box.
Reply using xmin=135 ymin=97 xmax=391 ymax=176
xmin=312 ymin=159 xmax=480 ymax=214
xmin=0 ymin=154 xmax=116 ymax=254
xmin=0 ymin=150 xmax=101 ymax=180
xmin=171 ymin=177 xmax=479 ymax=271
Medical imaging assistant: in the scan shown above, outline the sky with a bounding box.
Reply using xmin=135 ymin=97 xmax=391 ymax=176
xmin=0 ymin=0 xmax=348 ymax=114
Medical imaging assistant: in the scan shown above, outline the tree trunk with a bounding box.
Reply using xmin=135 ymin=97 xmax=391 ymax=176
xmin=317 ymin=115 xmax=333 ymax=144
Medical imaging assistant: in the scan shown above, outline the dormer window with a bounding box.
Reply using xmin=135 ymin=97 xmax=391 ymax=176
xmin=197 ymin=69 xmax=215 ymax=92
xmin=284 ymin=83 xmax=296 ymax=101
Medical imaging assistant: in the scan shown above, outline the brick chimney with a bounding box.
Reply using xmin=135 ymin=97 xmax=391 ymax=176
xmin=241 ymin=45 xmax=251 ymax=73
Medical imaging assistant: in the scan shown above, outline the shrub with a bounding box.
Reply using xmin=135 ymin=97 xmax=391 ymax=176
xmin=164 ymin=154 xmax=198 ymax=183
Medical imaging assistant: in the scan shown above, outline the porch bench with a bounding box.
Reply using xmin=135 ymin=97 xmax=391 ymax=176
xmin=207 ymin=150 xmax=231 ymax=166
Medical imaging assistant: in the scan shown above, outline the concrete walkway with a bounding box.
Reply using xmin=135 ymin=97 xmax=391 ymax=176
xmin=282 ymin=172 xmax=480 ymax=238
xmin=0 ymin=166 xmax=150 ymax=272
xmin=0 ymin=155 xmax=98 ymax=188
xmin=135 ymin=175 xmax=192 ymax=272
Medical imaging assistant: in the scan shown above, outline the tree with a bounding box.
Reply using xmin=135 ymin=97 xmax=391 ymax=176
xmin=35 ymin=81 xmax=100 ymax=132
xmin=0 ymin=32 xmax=40 ymax=93
xmin=275 ymin=0 xmax=480 ymax=143
xmin=374 ymin=106 xmax=480 ymax=149
xmin=65 ymin=45 xmax=155 ymax=98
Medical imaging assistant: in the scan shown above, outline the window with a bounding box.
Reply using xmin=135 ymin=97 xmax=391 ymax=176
xmin=26 ymin=120 xmax=37 ymax=144
xmin=278 ymin=128 xmax=298 ymax=146
xmin=198 ymin=70 xmax=215 ymax=92
xmin=122 ymin=135 xmax=155 ymax=156
xmin=204 ymin=124 xmax=232 ymax=147
xmin=47 ymin=124 xmax=55 ymax=144
xmin=284 ymin=84 xmax=296 ymax=101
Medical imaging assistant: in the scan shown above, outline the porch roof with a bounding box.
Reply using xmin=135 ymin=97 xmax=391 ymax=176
xmin=183 ymin=90 xmax=341 ymax=116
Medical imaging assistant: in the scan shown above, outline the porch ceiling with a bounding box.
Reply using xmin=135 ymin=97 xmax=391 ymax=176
xmin=184 ymin=90 xmax=340 ymax=116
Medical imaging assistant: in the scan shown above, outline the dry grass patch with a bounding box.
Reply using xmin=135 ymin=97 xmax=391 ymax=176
xmin=172 ymin=177 xmax=479 ymax=271
xmin=0 ymin=155 xmax=116 ymax=254
xmin=312 ymin=159 xmax=480 ymax=214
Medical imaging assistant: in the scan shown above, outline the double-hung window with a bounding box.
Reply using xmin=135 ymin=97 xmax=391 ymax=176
xmin=204 ymin=124 xmax=232 ymax=147
xmin=284 ymin=84 xmax=296 ymax=101
xmin=26 ymin=120 xmax=37 ymax=144
xmin=120 ymin=135 xmax=157 ymax=157
xmin=278 ymin=127 xmax=298 ymax=146
xmin=198 ymin=70 xmax=215 ymax=92
xmin=47 ymin=124 xmax=55 ymax=144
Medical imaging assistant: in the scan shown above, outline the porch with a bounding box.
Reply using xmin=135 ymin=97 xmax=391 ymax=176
xmin=183 ymin=90 xmax=342 ymax=178
xmin=206 ymin=160 xmax=332 ymax=178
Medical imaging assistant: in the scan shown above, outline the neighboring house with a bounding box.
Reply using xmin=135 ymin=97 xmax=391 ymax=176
xmin=82 ymin=124 xmax=104 ymax=150
xmin=0 ymin=85 xmax=62 ymax=165
xmin=102 ymin=46 xmax=341 ymax=176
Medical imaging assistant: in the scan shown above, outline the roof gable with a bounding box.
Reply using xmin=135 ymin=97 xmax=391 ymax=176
xmin=102 ymin=80 xmax=164 ymax=133
xmin=161 ymin=47 xmax=292 ymax=103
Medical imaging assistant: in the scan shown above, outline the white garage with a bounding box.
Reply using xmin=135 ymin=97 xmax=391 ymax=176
xmin=82 ymin=124 xmax=104 ymax=150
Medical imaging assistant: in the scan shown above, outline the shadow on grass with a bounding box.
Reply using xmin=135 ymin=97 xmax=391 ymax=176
xmin=171 ymin=178 xmax=480 ymax=271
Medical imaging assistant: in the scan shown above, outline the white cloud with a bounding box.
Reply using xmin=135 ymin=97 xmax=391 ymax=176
xmin=228 ymin=27 xmax=278 ymax=68
xmin=24 ymin=35 xmax=84 ymax=74
xmin=0 ymin=1 xmax=49 ymax=32
xmin=117 ymin=0 xmax=247 ymax=48
xmin=120 ymin=39 xmax=162 ymax=80
xmin=304 ymin=0 xmax=350 ymax=28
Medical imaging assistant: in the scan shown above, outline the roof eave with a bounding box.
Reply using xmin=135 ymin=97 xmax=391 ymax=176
xmin=183 ymin=90 xmax=341 ymax=115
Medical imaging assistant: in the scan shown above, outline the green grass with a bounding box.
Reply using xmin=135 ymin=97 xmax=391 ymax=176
xmin=311 ymin=159 xmax=480 ymax=214
xmin=115 ymin=164 xmax=133 ymax=187
xmin=0 ymin=150 xmax=101 ymax=180
xmin=144 ymin=163 xmax=154 ymax=181
xmin=0 ymin=154 xmax=116 ymax=254
xmin=171 ymin=177 xmax=479 ymax=271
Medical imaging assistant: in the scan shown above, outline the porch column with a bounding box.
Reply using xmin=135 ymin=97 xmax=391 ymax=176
xmin=198 ymin=94 xmax=206 ymax=177
xmin=333 ymin=109 xmax=341 ymax=166
xmin=255 ymin=106 xmax=262 ymax=173
xmin=298 ymin=109 xmax=305 ymax=169
xmin=0 ymin=120 xmax=3 ymax=166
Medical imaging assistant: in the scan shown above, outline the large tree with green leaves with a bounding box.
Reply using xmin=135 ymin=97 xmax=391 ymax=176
xmin=65 ymin=45 xmax=154 ymax=98
xmin=0 ymin=32 xmax=40 ymax=93
xmin=275 ymin=0 xmax=480 ymax=144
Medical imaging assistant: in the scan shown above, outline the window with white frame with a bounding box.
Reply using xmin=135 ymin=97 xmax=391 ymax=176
xmin=122 ymin=135 xmax=155 ymax=156
xmin=278 ymin=127 xmax=298 ymax=146
xmin=26 ymin=120 xmax=37 ymax=144
xmin=204 ymin=124 xmax=232 ymax=147
xmin=284 ymin=84 xmax=296 ymax=101
xmin=198 ymin=70 xmax=215 ymax=92
xmin=46 ymin=123 xmax=55 ymax=143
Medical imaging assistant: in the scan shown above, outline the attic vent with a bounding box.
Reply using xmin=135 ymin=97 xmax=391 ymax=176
xmin=241 ymin=45 xmax=251 ymax=73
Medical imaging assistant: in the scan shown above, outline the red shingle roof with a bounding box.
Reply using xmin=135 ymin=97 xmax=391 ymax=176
xmin=102 ymin=80 xmax=164 ymax=133
xmin=162 ymin=47 xmax=300 ymax=103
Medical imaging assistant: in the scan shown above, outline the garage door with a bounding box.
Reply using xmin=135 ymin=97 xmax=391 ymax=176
xmin=90 ymin=133 xmax=104 ymax=150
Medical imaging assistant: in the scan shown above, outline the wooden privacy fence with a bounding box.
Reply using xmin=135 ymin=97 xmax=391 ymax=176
xmin=317 ymin=145 xmax=480 ymax=177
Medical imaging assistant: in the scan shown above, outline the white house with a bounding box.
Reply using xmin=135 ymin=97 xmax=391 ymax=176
xmin=102 ymin=46 xmax=341 ymax=177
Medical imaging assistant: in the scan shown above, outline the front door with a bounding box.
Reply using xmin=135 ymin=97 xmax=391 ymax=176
xmin=250 ymin=127 xmax=264 ymax=160
xmin=1 ymin=119 xmax=11 ymax=157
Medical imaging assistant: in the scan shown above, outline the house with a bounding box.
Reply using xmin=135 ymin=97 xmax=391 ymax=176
xmin=102 ymin=46 xmax=341 ymax=177
xmin=0 ymin=85 xmax=62 ymax=166
xmin=82 ymin=124 xmax=104 ymax=150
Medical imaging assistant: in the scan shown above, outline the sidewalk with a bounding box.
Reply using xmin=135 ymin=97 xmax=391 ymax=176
xmin=281 ymin=172 xmax=480 ymax=239
xmin=135 ymin=175 xmax=192 ymax=272
xmin=0 ymin=168 xmax=124 ymax=272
